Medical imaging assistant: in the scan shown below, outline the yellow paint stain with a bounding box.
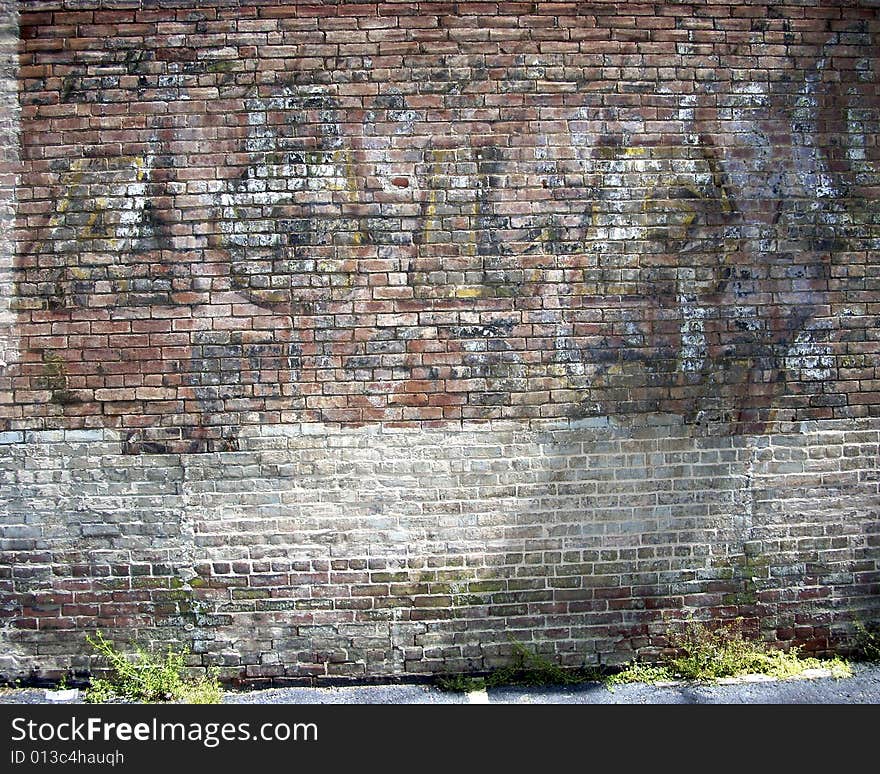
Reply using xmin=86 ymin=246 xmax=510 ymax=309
xmin=424 ymin=196 xmax=437 ymax=222
xmin=623 ymin=146 xmax=648 ymax=157
xmin=83 ymin=209 xmax=102 ymax=236
xmin=461 ymin=199 xmax=481 ymax=258
xmin=455 ymin=286 xmax=486 ymax=298
xmin=342 ymin=149 xmax=360 ymax=204
xmin=420 ymin=150 xmax=455 ymax=244
xmin=642 ymin=179 xmax=706 ymax=242
xmin=422 ymin=186 xmax=440 ymax=243
xmin=719 ymin=185 xmax=732 ymax=214
xmin=132 ymin=156 xmax=146 ymax=182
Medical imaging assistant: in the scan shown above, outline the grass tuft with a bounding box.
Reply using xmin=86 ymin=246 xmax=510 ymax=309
xmin=84 ymin=631 xmax=222 ymax=704
xmin=612 ymin=617 xmax=852 ymax=685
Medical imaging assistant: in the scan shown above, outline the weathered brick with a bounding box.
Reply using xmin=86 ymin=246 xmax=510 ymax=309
xmin=0 ymin=0 xmax=878 ymax=684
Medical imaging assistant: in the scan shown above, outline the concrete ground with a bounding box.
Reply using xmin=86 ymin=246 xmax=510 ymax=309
xmin=2 ymin=663 xmax=879 ymax=704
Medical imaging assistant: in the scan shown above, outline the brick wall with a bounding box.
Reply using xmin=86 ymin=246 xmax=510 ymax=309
xmin=1 ymin=0 xmax=878 ymax=684
xmin=0 ymin=0 xmax=17 ymax=387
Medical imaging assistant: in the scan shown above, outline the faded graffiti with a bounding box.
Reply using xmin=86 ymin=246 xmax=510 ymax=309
xmin=10 ymin=22 xmax=880 ymax=440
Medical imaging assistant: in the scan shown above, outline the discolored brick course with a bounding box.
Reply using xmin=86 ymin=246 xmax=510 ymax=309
xmin=0 ymin=1 xmax=878 ymax=684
